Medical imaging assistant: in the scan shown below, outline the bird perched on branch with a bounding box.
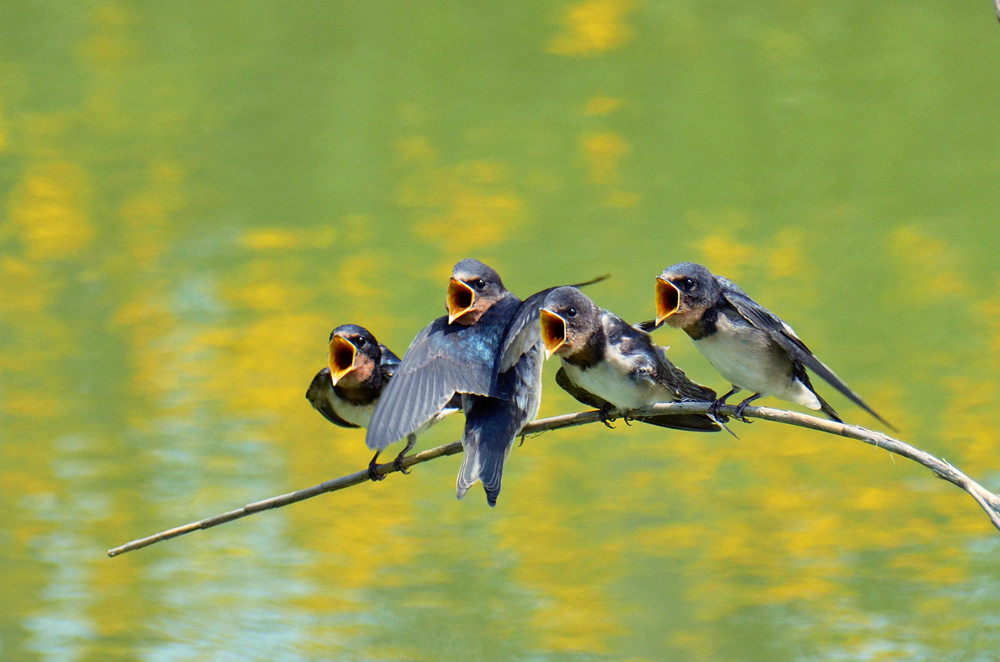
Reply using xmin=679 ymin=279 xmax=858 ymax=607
xmin=538 ymin=286 xmax=719 ymax=431
xmin=306 ymin=324 xmax=458 ymax=480
xmin=653 ymin=262 xmax=893 ymax=428
xmin=367 ymin=258 xmax=605 ymax=506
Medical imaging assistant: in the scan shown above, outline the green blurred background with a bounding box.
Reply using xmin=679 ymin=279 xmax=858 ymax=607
xmin=2 ymin=1 xmax=1000 ymax=660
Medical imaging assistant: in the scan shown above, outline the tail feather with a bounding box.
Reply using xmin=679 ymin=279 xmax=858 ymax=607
xmin=456 ymin=397 xmax=521 ymax=507
xmin=815 ymin=391 xmax=843 ymax=423
xmin=636 ymin=413 xmax=720 ymax=432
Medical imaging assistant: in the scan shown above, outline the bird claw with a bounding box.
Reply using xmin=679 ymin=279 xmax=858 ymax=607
xmin=598 ymin=405 xmax=617 ymax=429
xmin=733 ymin=394 xmax=762 ymax=423
xmin=393 ymin=453 xmax=411 ymax=475
xmin=733 ymin=403 xmax=754 ymax=423
xmin=368 ymin=452 xmax=387 ymax=481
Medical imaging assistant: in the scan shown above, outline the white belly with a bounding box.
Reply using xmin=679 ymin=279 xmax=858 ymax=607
xmin=695 ymin=318 xmax=821 ymax=410
xmin=332 ymin=398 xmax=377 ymax=428
xmin=562 ymin=357 xmax=664 ymax=409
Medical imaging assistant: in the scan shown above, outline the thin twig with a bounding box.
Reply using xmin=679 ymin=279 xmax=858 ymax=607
xmin=107 ymin=403 xmax=1000 ymax=557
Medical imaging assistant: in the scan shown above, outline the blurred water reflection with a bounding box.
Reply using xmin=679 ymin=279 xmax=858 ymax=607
xmin=2 ymin=1 xmax=1000 ymax=660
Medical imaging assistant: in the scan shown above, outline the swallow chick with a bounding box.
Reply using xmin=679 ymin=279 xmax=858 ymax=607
xmin=654 ymin=262 xmax=893 ymax=428
xmin=538 ymin=287 xmax=719 ymax=432
xmin=366 ymin=258 xmax=603 ymax=506
xmin=306 ymin=324 xmax=456 ymax=481
xmin=366 ymin=259 xmax=532 ymax=506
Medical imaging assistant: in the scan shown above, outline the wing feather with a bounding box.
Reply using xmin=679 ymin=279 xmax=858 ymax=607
xmin=366 ymin=315 xmax=501 ymax=451
xmin=722 ymin=287 xmax=893 ymax=428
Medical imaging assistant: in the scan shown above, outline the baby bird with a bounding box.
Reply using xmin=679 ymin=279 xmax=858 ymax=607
xmin=654 ymin=262 xmax=892 ymax=427
xmin=539 ymin=286 xmax=719 ymax=432
xmin=306 ymin=324 xmax=456 ymax=480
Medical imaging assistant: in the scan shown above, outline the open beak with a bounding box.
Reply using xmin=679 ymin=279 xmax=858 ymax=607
xmin=328 ymin=335 xmax=358 ymax=386
xmin=539 ymin=309 xmax=567 ymax=360
xmin=655 ymin=277 xmax=681 ymax=326
xmin=447 ymin=278 xmax=476 ymax=324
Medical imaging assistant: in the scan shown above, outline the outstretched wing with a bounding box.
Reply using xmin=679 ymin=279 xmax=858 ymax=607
xmin=305 ymin=368 xmax=361 ymax=429
xmin=722 ymin=285 xmax=893 ymax=429
xmin=366 ymin=315 xmax=502 ymax=451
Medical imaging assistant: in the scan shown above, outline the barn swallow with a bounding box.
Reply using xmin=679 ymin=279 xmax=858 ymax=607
xmin=367 ymin=258 xmax=605 ymax=506
xmin=538 ymin=287 xmax=719 ymax=432
xmin=306 ymin=324 xmax=457 ymax=480
xmin=653 ymin=262 xmax=893 ymax=428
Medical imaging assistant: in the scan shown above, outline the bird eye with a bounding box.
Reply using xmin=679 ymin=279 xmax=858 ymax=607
xmin=356 ymin=336 xmax=367 ymax=347
xmin=566 ymin=307 xmax=577 ymax=318
xmin=681 ymin=277 xmax=696 ymax=291
xmin=473 ymin=278 xmax=486 ymax=290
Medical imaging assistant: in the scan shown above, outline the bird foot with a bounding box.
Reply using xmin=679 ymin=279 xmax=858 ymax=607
xmin=368 ymin=457 xmax=385 ymax=482
xmin=733 ymin=402 xmax=753 ymax=423
xmin=733 ymin=394 xmax=762 ymax=423
xmin=598 ymin=405 xmax=618 ymax=429
xmin=393 ymin=453 xmax=411 ymax=475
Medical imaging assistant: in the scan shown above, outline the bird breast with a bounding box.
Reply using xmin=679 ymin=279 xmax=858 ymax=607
xmin=694 ymin=313 xmax=795 ymax=397
xmin=329 ymin=396 xmax=378 ymax=428
xmin=560 ymin=353 xmax=660 ymax=409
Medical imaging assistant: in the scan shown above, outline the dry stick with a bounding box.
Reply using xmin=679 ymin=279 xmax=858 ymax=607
xmin=107 ymin=403 xmax=1000 ymax=557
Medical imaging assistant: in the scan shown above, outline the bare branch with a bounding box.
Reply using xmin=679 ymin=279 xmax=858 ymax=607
xmin=107 ymin=403 xmax=1000 ymax=557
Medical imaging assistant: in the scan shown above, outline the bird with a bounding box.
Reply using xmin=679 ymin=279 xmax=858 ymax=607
xmin=538 ymin=286 xmax=719 ymax=432
xmin=653 ymin=262 xmax=893 ymax=428
xmin=306 ymin=324 xmax=457 ymax=480
xmin=366 ymin=258 xmax=603 ymax=506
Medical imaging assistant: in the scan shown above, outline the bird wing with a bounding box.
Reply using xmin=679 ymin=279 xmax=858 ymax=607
xmin=305 ymin=368 xmax=361 ymax=429
xmin=607 ymin=315 xmax=716 ymax=402
xmin=365 ymin=316 xmax=500 ymax=451
xmin=495 ymin=292 xmax=544 ymax=377
xmin=378 ymin=343 xmax=401 ymax=382
xmin=496 ymin=275 xmax=610 ymax=377
xmin=722 ymin=285 xmax=892 ymax=428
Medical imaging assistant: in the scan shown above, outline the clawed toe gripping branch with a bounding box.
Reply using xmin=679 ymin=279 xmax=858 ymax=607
xmin=107 ymin=403 xmax=1000 ymax=557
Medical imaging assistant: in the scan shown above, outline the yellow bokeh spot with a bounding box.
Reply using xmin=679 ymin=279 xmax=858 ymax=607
xmin=696 ymin=233 xmax=755 ymax=276
xmin=0 ymin=258 xmax=46 ymax=313
xmin=603 ymin=188 xmax=640 ymax=208
xmin=581 ymin=131 xmax=629 ymax=185
xmin=6 ymin=162 xmax=95 ymax=261
xmin=394 ymin=138 xmax=524 ymax=254
xmin=583 ymin=96 xmax=624 ymax=115
xmin=334 ymin=253 xmax=381 ymax=301
xmin=887 ymin=224 xmax=966 ymax=305
xmin=547 ymin=0 xmax=635 ymax=57
xmin=395 ymin=135 xmax=438 ymax=165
